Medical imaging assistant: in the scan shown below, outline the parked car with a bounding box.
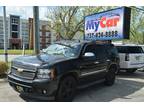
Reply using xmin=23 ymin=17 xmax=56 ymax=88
xmin=8 ymin=40 xmax=119 ymax=102
xmin=115 ymin=44 xmax=144 ymax=73
xmin=139 ymin=45 xmax=144 ymax=51
xmin=138 ymin=45 xmax=144 ymax=72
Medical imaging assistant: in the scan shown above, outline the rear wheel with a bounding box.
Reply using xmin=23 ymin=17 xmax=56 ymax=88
xmin=105 ymin=66 xmax=116 ymax=86
xmin=55 ymin=76 xmax=77 ymax=102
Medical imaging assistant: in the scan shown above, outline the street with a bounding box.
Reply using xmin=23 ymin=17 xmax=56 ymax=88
xmin=0 ymin=71 xmax=144 ymax=102
xmin=0 ymin=55 xmax=23 ymax=62
xmin=75 ymin=71 xmax=144 ymax=102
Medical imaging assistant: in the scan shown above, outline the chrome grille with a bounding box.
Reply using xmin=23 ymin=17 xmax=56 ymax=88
xmin=13 ymin=61 xmax=36 ymax=72
xmin=11 ymin=66 xmax=36 ymax=80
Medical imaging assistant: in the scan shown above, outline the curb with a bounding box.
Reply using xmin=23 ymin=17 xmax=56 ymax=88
xmin=0 ymin=78 xmax=8 ymax=83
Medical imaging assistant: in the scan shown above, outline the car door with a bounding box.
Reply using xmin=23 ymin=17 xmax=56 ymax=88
xmin=79 ymin=44 xmax=107 ymax=84
xmin=94 ymin=45 xmax=109 ymax=71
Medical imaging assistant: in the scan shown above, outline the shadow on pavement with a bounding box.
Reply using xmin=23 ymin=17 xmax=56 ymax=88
xmin=117 ymin=71 xmax=144 ymax=80
xmin=19 ymin=71 xmax=144 ymax=102
xmin=74 ymin=72 xmax=144 ymax=102
xmin=19 ymin=94 xmax=54 ymax=102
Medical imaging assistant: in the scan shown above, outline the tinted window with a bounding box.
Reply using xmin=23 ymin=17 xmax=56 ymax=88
xmin=107 ymin=45 xmax=118 ymax=56
xmin=84 ymin=44 xmax=95 ymax=54
xmin=117 ymin=46 xmax=144 ymax=53
xmin=84 ymin=44 xmax=107 ymax=60
xmin=95 ymin=45 xmax=107 ymax=60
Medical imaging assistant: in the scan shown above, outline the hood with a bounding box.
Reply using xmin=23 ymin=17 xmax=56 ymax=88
xmin=13 ymin=53 xmax=72 ymax=67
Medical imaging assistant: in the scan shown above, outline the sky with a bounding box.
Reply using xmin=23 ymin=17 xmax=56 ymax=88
xmin=0 ymin=6 xmax=49 ymax=20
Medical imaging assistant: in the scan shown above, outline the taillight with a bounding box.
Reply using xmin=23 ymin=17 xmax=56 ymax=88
xmin=125 ymin=53 xmax=129 ymax=61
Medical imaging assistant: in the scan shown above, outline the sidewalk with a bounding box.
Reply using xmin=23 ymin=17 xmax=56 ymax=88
xmin=0 ymin=78 xmax=7 ymax=83
xmin=0 ymin=55 xmax=22 ymax=62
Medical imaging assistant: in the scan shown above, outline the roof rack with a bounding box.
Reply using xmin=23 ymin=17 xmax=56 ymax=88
xmin=57 ymin=39 xmax=81 ymax=43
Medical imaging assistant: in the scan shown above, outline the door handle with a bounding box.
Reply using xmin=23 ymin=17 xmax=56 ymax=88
xmin=94 ymin=61 xmax=99 ymax=64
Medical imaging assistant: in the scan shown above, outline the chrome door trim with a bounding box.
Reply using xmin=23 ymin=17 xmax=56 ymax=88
xmin=80 ymin=69 xmax=106 ymax=77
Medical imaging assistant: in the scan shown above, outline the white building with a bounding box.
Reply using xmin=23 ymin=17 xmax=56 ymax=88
xmin=0 ymin=16 xmax=9 ymax=49
xmin=0 ymin=15 xmax=51 ymax=49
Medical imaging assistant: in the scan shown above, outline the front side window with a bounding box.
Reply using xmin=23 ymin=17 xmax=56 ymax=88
xmin=42 ymin=43 xmax=81 ymax=58
xmin=83 ymin=44 xmax=107 ymax=60
xmin=83 ymin=44 xmax=95 ymax=54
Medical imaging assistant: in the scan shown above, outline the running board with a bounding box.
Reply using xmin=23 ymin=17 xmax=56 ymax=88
xmin=77 ymin=79 xmax=105 ymax=89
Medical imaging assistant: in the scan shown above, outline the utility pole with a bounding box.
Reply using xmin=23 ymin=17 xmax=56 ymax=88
xmin=33 ymin=6 xmax=40 ymax=54
xmin=143 ymin=32 xmax=144 ymax=44
xmin=22 ymin=36 xmax=25 ymax=55
xmin=51 ymin=22 xmax=53 ymax=44
xmin=3 ymin=6 xmax=8 ymax=63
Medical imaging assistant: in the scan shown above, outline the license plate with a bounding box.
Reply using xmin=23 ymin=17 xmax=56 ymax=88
xmin=16 ymin=85 xmax=24 ymax=92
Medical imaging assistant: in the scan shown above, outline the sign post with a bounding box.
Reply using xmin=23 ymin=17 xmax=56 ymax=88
xmin=33 ymin=6 xmax=40 ymax=54
xmin=84 ymin=7 xmax=131 ymax=41
xmin=3 ymin=6 xmax=8 ymax=63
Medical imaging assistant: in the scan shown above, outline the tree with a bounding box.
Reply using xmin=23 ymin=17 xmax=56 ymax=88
xmin=46 ymin=6 xmax=81 ymax=40
xmin=46 ymin=6 xmax=107 ymax=40
xmin=46 ymin=6 xmax=144 ymax=43
xmin=125 ymin=6 xmax=144 ymax=44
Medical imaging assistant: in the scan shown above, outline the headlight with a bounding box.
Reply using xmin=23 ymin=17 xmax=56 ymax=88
xmin=37 ymin=68 xmax=56 ymax=79
xmin=37 ymin=69 xmax=51 ymax=79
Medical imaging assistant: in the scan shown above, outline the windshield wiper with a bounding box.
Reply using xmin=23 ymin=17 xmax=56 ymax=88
xmin=57 ymin=43 xmax=74 ymax=49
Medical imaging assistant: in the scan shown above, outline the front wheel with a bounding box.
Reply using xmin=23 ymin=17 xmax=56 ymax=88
xmin=55 ymin=76 xmax=77 ymax=102
xmin=104 ymin=66 xmax=116 ymax=86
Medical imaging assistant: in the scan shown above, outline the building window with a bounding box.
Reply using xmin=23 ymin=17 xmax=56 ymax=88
xmin=12 ymin=32 xmax=18 ymax=38
xmin=46 ymin=32 xmax=51 ymax=37
xmin=12 ymin=25 xmax=18 ymax=31
xmin=11 ymin=18 xmax=18 ymax=24
xmin=40 ymin=32 xmax=42 ymax=36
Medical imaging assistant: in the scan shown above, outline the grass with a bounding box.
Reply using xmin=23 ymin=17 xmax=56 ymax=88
xmin=0 ymin=62 xmax=12 ymax=78
xmin=0 ymin=50 xmax=34 ymax=55
xmin=0 ymin=61 xmax=9 ymax=78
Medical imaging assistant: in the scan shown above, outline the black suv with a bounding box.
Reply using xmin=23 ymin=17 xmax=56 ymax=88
xmin=8 ymin=40 xmax=119 ymax=101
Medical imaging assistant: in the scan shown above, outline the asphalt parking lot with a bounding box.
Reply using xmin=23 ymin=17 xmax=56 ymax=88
xmin=0 ymin=70 xmax=144 ymax=102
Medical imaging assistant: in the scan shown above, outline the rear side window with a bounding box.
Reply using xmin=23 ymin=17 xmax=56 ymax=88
xmin=110 ymin=46 xmax=118 ymax=56
xmin=116 ymin=46 xmax=144 ymax=53
xmin=94 ymin=45 xmax=107 ymax=60
xmin=105 ymin=44 xmax=118 ymax=57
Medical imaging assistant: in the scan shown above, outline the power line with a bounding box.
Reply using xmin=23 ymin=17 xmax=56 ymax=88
xmin=130 ymin=6 xmax=144 ymax=12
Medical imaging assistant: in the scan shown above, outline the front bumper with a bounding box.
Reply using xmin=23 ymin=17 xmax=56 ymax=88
xmin=8 ymin=74 xmax=59 ymax=101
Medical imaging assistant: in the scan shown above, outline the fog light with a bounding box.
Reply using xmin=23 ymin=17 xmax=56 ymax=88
xmin=42 ymin=90 xmax=47 ymax=94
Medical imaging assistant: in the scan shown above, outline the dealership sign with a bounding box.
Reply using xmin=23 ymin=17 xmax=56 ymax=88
xmin=84 ymin=7 xmax=131 ymax=40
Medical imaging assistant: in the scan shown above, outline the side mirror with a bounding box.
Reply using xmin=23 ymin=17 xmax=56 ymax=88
xmin=83 ymin=52 xmax=95 ymax=58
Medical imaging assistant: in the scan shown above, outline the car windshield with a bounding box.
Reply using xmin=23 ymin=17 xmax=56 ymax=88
xmin=42 ymin=43 xmax=81 ymax=57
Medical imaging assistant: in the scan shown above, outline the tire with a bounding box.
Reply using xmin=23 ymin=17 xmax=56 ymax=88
xmin=116 ymin=68 xmax=120 ymax=74
xmin=126 ymin=69 xmax=137 ymax=73
xmin=55 ymin=76 xmax=77 ymax=102
xmin=105 ymin=66 xmax=116 ymax=86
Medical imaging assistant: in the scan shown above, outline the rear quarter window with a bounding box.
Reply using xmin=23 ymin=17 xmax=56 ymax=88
xmin=116 ymin=46 xmax=144 ymax=53
xmin=106 ymin=45 xmax=119 ymax=57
